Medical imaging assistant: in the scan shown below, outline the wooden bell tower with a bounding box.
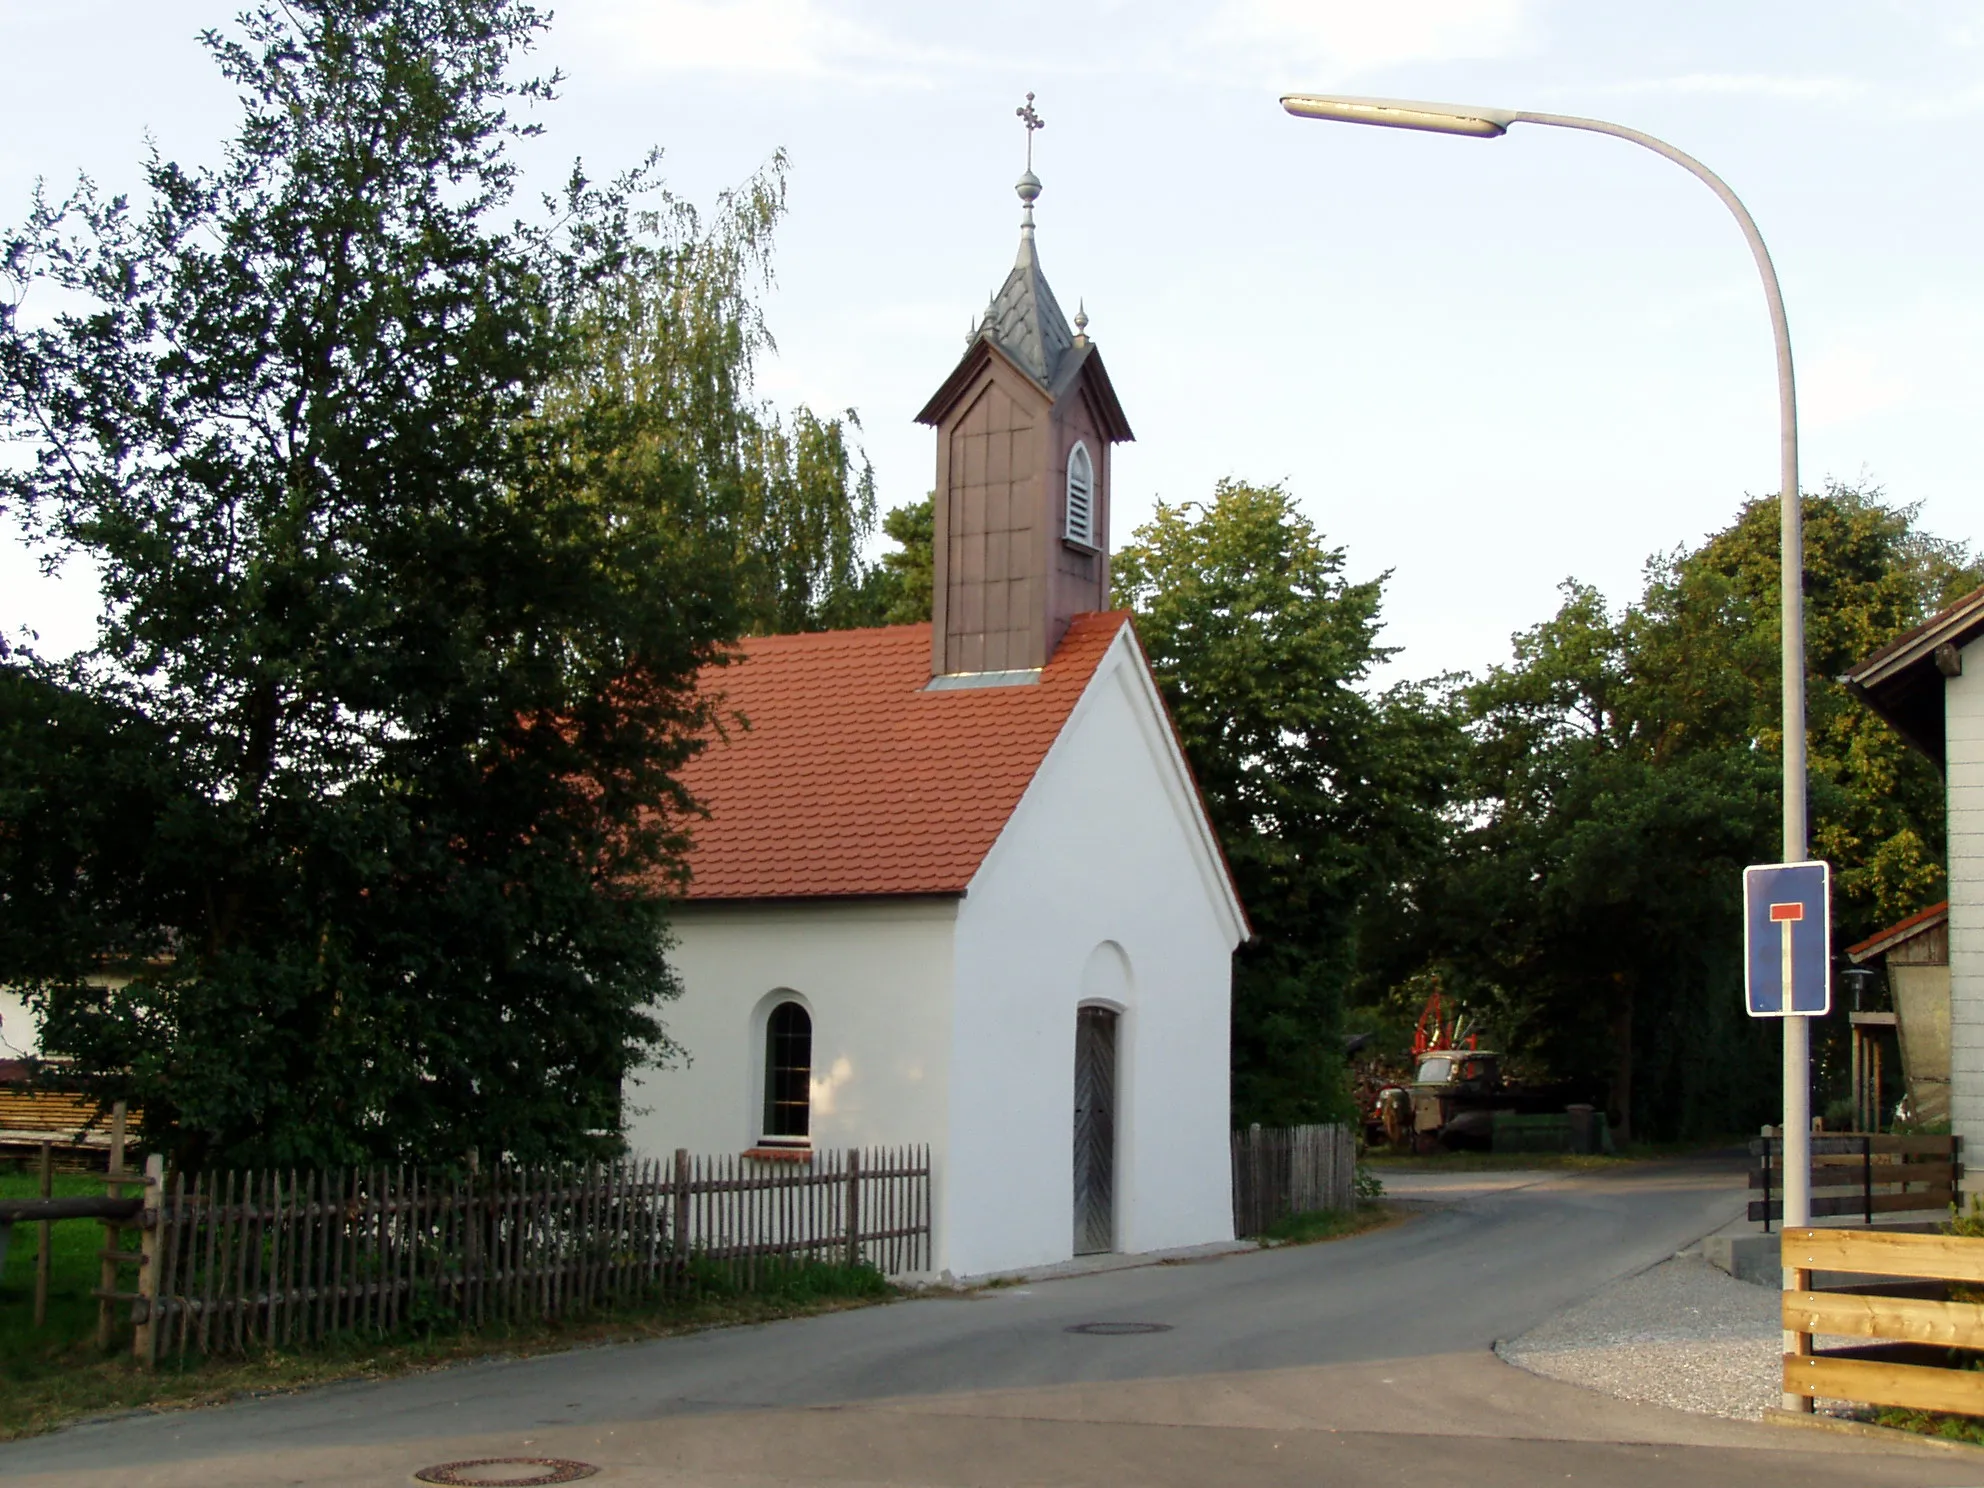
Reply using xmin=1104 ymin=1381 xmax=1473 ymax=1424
xmin=915 ymin=97 xmax=1133 ymax=678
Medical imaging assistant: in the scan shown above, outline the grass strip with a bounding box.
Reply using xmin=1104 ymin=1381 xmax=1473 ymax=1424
xmin=1872 ymin=1407 xmax=1984 ymax=1446
xmin=1257 ymin=1201 xmax=1397 ymax=1246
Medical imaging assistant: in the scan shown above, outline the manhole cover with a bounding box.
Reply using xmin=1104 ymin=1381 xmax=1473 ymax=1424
xmin=1064 ymin=1321 xmax=1173 ymax=1336
xmin=413 ymin=1460 xmax=600 ymax=1486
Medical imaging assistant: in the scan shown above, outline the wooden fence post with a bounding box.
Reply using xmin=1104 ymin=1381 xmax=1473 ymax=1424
xmin=465 ymin=1148 xmax=481 ymax=1309
xmin=34 ymin=1140 xmax=52 ymax=1329
xmin=672 ymin=1149 xmax=690 ymax=1265
xmin=96 ymin=1099 xmax=128 ymax=1350
xmin=845 ymin=1149 xmax=861 ymax=1269
xmin=133 ymin=1152 xmax=164 ymax=1365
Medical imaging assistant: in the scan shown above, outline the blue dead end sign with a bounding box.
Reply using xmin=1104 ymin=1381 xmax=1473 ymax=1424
xmin=1743 ymin=860 xmax=1831 ymax=1017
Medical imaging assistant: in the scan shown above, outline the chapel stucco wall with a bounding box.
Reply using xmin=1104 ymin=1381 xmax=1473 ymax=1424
xmin=0 ymin=989 xmax=41 ymax=1060
xmin=1948 ymin=642 xmax=1984 ymax=1190
xmin=945 ymin=634 xmax=1240 ymax=1276
xmin=621 ymin=898 xmax=957 ymax=1203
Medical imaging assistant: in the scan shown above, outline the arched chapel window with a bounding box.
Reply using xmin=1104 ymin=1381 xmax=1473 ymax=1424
xmin=763 ymin=1000 xmax=812 ymax=1142
xmin=1065 ymin=441 xmax=1095 ymax=548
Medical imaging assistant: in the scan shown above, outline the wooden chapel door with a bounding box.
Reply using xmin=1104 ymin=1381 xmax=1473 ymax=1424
xmin=1073 ymin=1006 xmax=1118 ymax=1255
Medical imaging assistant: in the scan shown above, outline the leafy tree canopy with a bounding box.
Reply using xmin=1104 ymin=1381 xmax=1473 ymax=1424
xmin=1398 ymin=483 xmax=1979 ymax=1139
xmin=0 ymin=0 xmax=853 ymax=1167
xmin=1113 ymin=480 xmax=1459 ymax=1124
xmin=549 ymin=153 xmax=879 ymax=636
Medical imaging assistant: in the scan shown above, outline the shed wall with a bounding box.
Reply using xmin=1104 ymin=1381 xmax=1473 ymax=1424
xmin=1949 ymin=641 xmax=1984 ymax=1190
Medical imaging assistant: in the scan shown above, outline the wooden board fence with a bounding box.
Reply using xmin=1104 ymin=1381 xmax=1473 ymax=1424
xmin=1780 ymin=1227 xmax=1984 ymax=1417
xmin=1232 ymin=1123 xmax=1355 ymax=1238
xmin=121 ymin=1145 xmax=928 ymax=1361
xmin=1749 ymin=1133 xmax=1959 ymax=1227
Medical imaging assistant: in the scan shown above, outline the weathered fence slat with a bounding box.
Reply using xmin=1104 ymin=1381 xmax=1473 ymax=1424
xmin=107 ymin=1143 xmax=929 ymax=1361
xmin=1231 ymin=1123 xmax=1357 ymax=1239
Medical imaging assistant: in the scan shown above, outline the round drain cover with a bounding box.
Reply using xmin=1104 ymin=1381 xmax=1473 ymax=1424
xmin=1064 ymin=1321 xmax=1173 ymax=1336
xmin=414 ymin=1460 xmax=600 ymax=1486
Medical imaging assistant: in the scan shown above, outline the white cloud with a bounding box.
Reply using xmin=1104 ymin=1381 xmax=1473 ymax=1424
xmin=1803 ymin=299 xmax=1984 ymax=432
xmin=1200 ymin=0 xmax=1536 ymax=78
xmin=1803 ymin=345 xmax=1914 ymax=430
xmin=570 ymin=0 xmax=955 ymax=84
xmin=1602 ymin=73 xmax=1871 ymax=101
xmin=1908 ymin=83 xmax=1984 ymax=118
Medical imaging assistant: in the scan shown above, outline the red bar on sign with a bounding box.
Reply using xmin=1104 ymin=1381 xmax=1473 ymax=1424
xmin=1769 ymin=902 xmax=1804 ymax=922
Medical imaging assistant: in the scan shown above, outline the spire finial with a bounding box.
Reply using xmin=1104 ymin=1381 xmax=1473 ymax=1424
xmin=1015 ymin=92 xmax=1044 ymax=240
xmin=1073 ymin=301 xmax=1089 ymax=344
xmin=1017 ymin=92 xmax=1045 ymax=173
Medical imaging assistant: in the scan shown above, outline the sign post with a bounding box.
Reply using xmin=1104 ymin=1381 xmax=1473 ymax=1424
xmin=1745 ymin=859 xmax=1829 ymax=1414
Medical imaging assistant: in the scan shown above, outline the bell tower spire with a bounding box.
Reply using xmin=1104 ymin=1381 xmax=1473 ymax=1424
xmin=914 ymin=96 xmax=1135 ymax=679
xmin=1016 ymin=91 xmax=1044 ymax=250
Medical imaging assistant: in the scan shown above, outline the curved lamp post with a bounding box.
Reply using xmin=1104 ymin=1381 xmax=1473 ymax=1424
xmin=1282 ymin=92 xmax=1810 ymax=1398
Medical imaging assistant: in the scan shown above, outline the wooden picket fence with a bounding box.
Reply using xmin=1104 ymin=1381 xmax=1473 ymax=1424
xmin=115 ymin=1146 xmax=929 ymax=1362
xmin=1781 ymin=1227 xmax=1984 ymax=1416
xmin=1231 ymin=1122 xmax=1356 ymax=1238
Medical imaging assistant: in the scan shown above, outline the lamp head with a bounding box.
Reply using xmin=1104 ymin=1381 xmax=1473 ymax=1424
xmin=1280 ymin=94 xmax=1516 ymax=138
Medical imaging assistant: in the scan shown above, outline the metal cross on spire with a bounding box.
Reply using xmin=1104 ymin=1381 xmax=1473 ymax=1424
xmin=1016 ymin=92 xmax=1045 ymax=172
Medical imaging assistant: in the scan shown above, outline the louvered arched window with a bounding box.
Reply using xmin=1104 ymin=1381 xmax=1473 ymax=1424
xmin=1065 ymin=441 xmax=1095 ymax=548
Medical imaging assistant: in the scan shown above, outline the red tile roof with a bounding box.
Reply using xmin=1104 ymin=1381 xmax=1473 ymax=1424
xmin=678 ymin=614 xmax=1129 ymax=900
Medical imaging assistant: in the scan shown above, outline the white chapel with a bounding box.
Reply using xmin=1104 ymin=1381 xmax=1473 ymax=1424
xmin=622 ymin=150 xmax=1248 ymax=1278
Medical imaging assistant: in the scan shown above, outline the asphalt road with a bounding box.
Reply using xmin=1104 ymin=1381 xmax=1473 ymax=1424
xmin=7 ymin=1160 xmax=1982 ymax=1487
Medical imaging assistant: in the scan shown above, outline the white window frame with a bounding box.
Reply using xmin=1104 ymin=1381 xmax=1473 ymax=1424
xmin=1064 ymin=440 xmax=1096 ymax=549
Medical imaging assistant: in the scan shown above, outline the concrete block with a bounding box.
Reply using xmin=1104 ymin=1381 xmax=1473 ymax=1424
xmin=1704 ymin=1232 xmax=1781 ymax=1287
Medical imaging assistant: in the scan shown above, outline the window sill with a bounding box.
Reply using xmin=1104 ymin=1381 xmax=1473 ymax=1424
xmin=1061 ymin=536 xmax=1100 ymax=556
xmin=744 ymin=1145 xmax=813 ymax=1162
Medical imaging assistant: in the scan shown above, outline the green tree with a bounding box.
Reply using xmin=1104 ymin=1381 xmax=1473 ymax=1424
xmin=845 ymin=495 xmax=934 ymax=626
xmin=1428 ymin=586 xmax=1781 ymax=1139
xmin=1627 ymin=482 xmax=1976 ymax=933
xmin=0 ymin=0 xmax=749 ymax=1168
xmin=553 ymin=154 xmax=879 ymax=636
xmin=1420 ymin=484 xmax=1979 ymax=1139
xmin=1112 ymin=481 xmax=1459 ymax=1124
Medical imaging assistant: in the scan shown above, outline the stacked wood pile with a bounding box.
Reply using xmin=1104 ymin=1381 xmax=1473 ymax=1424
xmin=0 ymin=1085 xmax=134 ymax=1166
xmin=1231 ymin=1123 xmax=1356 ymax=1238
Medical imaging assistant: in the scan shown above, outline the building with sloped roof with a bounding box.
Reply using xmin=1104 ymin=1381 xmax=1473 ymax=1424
xmin=621 ymin=165 xmax=1247 ymax=1277
xmin=1845 ymin=585 xmax=1984 ymax=1184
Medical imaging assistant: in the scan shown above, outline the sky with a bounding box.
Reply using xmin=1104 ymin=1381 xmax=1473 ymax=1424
xmin=1 ymin=0 xmax=1980 ymax=683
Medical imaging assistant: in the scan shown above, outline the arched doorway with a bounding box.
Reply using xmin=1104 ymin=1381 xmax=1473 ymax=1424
xmin=1073 ymin=1005 xmax=1119 ymax=1255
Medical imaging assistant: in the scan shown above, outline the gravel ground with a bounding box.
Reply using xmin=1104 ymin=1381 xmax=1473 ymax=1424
xmin=1498 ymin=1253 xmax=1795 ymax=1420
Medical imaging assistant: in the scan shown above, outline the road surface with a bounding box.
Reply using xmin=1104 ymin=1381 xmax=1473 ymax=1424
xmin=5 ymin=1160 xmax=1979 ymax=1486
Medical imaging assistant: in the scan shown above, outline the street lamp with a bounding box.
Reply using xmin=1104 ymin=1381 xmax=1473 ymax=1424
xmin=1283 ymin=88 xmax=1811 ymax=1389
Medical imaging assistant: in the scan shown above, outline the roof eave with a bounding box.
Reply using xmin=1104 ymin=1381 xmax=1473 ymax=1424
xmin=1113 ymin=616 xmax=1251 ymax=940
xmin=914 ymin=336 xmax=1047 ymax=427
xmin=1840 ymin=584 xmax=1984 ymax=772
xmin=1050 ymin=343 xmax=1135 ymax=443
xmin=1843 ymin=585 xmax=1984 ymax=691
xmin=677 ymin=889 xmax=967 ymax=908
xmin=916 ymin=338 xmax=1135 ymax=442
xmin=1846 ymin=901 xmax=1950 ymax=963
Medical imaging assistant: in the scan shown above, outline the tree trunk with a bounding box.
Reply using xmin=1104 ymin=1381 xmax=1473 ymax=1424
xmin=1608 ymin=975 xmax=1635 ymax=1144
